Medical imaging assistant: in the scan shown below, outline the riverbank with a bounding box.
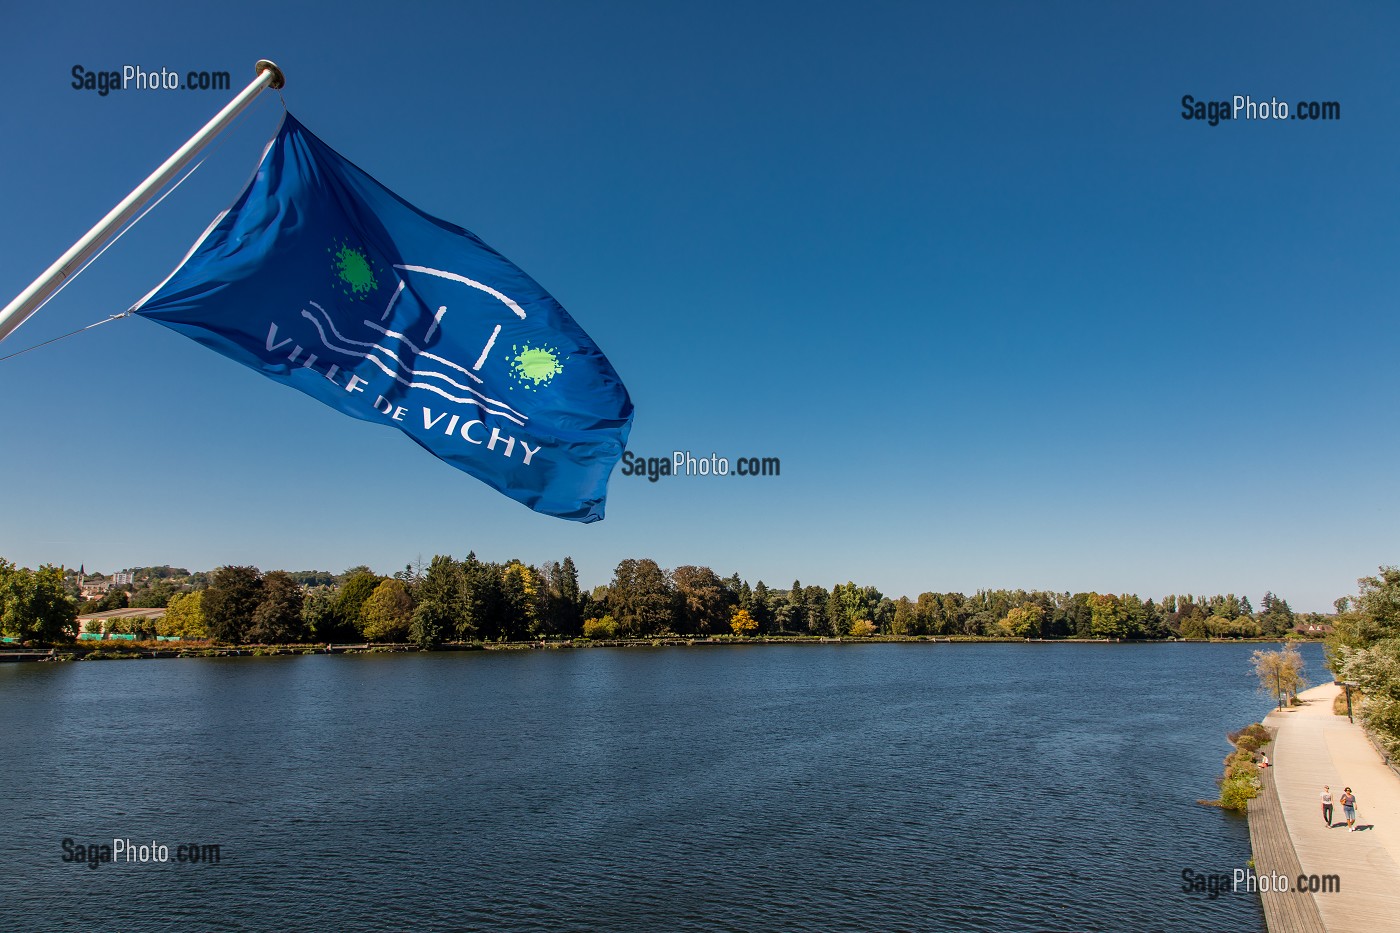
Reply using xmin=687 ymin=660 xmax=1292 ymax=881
xmin=1251 ymin=682 xmax=1400 ymax=932
xmin=0 ymin=633 xmax=1330 ymax=662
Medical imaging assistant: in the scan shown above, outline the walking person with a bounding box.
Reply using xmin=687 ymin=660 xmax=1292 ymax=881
xmin=1321 ymin=785 xmax=1334 ymax=826
xmin=1341 ymin=787 xmax=1357 ymax=831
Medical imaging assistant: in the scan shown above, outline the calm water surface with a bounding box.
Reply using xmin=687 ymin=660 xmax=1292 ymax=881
xmin=0 ymin=643 xmax=1315 ymax=931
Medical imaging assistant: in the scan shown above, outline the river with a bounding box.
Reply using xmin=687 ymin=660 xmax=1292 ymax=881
xmin=1 ymin=641 xmax=1319 ymax=930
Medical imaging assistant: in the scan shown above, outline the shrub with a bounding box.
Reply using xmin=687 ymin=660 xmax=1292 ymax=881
xmin=1234 ymin=733 xmax=1265 ymax=753
xmin=848 ymin=619 xmax=877 ymax=637
xmin=1202 ymin=723 xmax=1269 ymax=811
xmin=582 ymin=616 xmax=618 ymax=639
xmin=1219 ymin=772 xmax=1262 ymax=811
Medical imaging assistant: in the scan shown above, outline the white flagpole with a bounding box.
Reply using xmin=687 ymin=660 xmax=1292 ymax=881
xmin=0 ymin=59 xmax=286 ymax=345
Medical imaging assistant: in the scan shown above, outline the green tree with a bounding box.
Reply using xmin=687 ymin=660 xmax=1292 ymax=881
xmin=914 ymin=593 xmax=942 ymax=635
xmin=557 ymin=556 xmax=585 ymax=633
xmin=94 ymin=588 xmax=128 ymax=612
xmin=804 ymin=585 xmax=832 ymax=635
xmin=1330 ymin=567 xmax=1400 ymax=755
xmin=333 ymin=570 xmax=382 ymax=640
xmin=607 ymin=558 xmax=675 ymax=637
xmin=362 ymin=578 xmax=414 ymax=642
xmin=1000 ymin=604 xmax=1045 ymax=638
xmin=158 ymin=590 xmax=206 ymax=639
xmin=300 ymin=587 xmax=337 ymax=640
xmin=673 ymin=565 xmax=734 ymax=635
xmin=890 ymin=596 xmax=917 ymax=635
xmin=130 ymin=580 xmax=176 ymax=609
xmin=249 ymin=571 xmax=307 ymax=643
xmin=1331 ymin=567 xmax=1400 ymax=650
xmin=1259 ymin=591 xmax=1296 ymax=637
xmin=536 ymin=557 xmax=585 ymax=637
xmin=778 ymin=580 xmax=804 ymax=634
xmin=202 ymin=565 xmax=264 ymax=645
xmin=288 ymin=570 xmax=336 ymax=588
xmin=1088 ymin=593 xmax=1128 ymax=639
xmin=1208 ymin=614 xmax=1261 ymax=639
xmin=410 ymin=555 xmax=465 ymax=648
xmin=1179 ymin=615 xmax=1208 ymax=639
xmin=499 ymin=560 xmax=539 ymax=640
xmin=0 ymin=563 xmax=77 ymax=644
xmin=750 ymin=581 xmax=774 ymax=633
xmin=827 ymin=582 xmax=879 ymax=637
xmin=460 ymin=554 xmax=504 ymax=640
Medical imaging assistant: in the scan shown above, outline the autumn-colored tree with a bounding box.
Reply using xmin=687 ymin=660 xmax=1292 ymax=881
xmin=848 ymin=619 xmax=876 ymax=637
xmin=582 ymin=615 xmax=618 ymax=639
xmin=999 ymin=604 xmax=1045 ymax=638
xmin=1251 ymin=643 xmax=1308 ymax=708
xmin=362 ymin=578 xmax=414 ymax=642
xmin=158 ymin=590 xmax=206 ymax=639
xmin=730 ymin=607 xmax=758 ymax=636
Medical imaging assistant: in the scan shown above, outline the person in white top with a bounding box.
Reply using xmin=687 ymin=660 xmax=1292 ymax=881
xmin=1321 ymin=786 xmax=1333 ymax=826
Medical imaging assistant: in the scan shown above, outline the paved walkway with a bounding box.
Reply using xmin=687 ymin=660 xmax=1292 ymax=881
xmin=1265 ymin=681 xmax=1400 ymax=931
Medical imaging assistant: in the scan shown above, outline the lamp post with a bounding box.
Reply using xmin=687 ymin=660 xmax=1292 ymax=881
xmin=1340 ymin=681 xmax=1358 ymax=724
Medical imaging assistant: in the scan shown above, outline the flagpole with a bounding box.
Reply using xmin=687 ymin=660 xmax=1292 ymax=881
xmin=0 ymin=59 xmax=286 ymax=345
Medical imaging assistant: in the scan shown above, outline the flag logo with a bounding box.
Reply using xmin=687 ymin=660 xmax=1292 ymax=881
xmin=134 ymin=114 xmax=633 ymax=522
xmin=328 ymin=240 xmax=380 ymax=299
xmin=509 ymin=343 xmax=566 ymax=391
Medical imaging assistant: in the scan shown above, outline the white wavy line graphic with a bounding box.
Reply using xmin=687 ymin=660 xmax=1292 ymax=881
xmin=360 ymin=355 xmax=528 ymax=427
xmin=299 ymin=306 xmax=528 ymax=425
xmin=360 ymin=319 xmax=489 ymax=387
xmin=307 ymin=302 xmax=477 ymax=388
xmin=306 ymin=302 xmax=525 ymax=419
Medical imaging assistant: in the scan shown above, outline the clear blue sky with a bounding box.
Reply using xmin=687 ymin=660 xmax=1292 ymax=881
xmin=1 ymin=1 xmax=1395 ymax=611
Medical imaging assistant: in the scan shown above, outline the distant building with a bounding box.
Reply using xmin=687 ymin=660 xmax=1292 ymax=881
xmin=75 ymin=607 xmax=167 ymax=636
xmin=78 ymin=577 xmax=111 ymax=599
xmin=113 ymin=571 xmax=135 ymax=586
xmin=1295 ymin=621 xmax=1334 ymax=636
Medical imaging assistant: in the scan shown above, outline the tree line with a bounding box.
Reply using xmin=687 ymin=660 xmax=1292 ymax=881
xmin=0 ymin=552 xmax=1333 ymax=648
xmin=1327 ymin=567 xmax=1400 ymax=756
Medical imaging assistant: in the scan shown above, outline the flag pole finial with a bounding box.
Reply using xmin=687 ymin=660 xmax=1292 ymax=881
xmin=256 ymin=60 xmax=285 ymax=90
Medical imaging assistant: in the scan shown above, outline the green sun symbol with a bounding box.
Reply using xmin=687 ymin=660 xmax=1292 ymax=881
xmin=328 ymin=240 xmax=378 ymax=299
xmin=508 ymin=343 xmax=567 ymax=391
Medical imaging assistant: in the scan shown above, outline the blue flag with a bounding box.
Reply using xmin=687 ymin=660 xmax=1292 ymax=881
xmin=135 ymin=114 xmax=633 ymax=521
